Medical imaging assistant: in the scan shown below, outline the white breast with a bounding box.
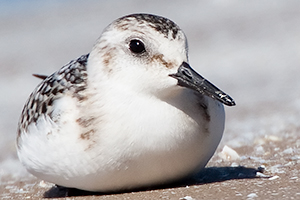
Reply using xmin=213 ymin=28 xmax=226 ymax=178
xmin=18 ymin=85 xmax=225 ymax=192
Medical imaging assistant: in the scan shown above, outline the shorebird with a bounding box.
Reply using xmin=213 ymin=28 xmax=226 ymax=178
xmin=17 ymin=13 xmax=235 ymax=192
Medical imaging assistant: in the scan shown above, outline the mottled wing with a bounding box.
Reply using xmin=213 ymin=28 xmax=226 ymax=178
xmin=17 ymin=54 xmax=89 ymax=147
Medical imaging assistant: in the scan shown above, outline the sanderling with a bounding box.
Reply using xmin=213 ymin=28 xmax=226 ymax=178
xmin=17 ymin=13 xmax=235 ymax=192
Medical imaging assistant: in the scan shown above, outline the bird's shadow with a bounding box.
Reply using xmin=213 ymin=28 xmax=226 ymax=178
xmin=43 ymin=166 xmax=262 ymax=198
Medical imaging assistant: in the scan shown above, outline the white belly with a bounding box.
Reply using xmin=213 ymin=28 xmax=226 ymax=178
xmin=17 ymin=89 xmax=225 ymax=192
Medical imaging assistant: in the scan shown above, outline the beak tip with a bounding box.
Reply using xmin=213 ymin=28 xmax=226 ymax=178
xmin=224 ymin=97 xmax=236 ymax=106
xmin=229 ymin=101 xmax=236 ymax=106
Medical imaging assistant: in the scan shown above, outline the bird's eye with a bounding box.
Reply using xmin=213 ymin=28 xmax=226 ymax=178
xmin=129 ymin=39 xmax=146 ymax=54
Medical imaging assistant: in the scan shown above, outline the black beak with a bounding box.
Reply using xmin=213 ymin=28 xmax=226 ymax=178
xmin=169 ymin=62 xmax=236 ymax=106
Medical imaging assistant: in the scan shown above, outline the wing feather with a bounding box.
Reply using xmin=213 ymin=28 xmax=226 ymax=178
xmin=17 ymin=54 xmax=89 ymax=148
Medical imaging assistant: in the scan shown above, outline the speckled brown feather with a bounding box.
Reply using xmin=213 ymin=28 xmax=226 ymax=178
xmin=17 ymin=54 xmax=89 ymax=146
xmin=116 ymin=14 xmax=180 ymax=39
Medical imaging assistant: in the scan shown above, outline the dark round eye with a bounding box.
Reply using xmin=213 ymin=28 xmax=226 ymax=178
xmin=129 ymin=39 xmax=146 ymax=54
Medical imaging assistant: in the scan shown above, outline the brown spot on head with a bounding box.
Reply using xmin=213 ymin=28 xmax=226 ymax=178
xmin=100 ymin=45 xmax=108 ymax=53
xmin=117 ymin=20 xmax=131 ymax=31
xmin=101 ymin=47 xmax=117 ymax=74
xmin=103 ymin=53 xmax=111 ymax=66
xmin=150 ymin=54 xmax=175 ymax=69
xmin=116 ymin=14 xmax=181 ymax=40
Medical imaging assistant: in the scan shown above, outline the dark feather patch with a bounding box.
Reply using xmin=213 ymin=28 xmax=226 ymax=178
xmin=17 ymin=54 xmax=89 ymax=147
xmin=118 ymin=14 xmax=180 ymax=39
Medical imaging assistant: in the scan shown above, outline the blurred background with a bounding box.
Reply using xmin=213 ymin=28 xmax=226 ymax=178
xmin=1 ymin=0 xmax=300 ymax=181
